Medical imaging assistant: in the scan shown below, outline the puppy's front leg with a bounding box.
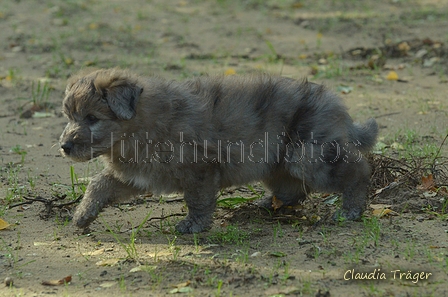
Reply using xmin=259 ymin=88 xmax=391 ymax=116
xmin=73 ymin=169 xmax=142 ymax=228
xmin=175 ymin=171 xmax=219 ymax=234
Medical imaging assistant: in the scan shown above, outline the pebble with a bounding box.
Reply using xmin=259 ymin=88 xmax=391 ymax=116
xmin=4 ymin=277 xmax=13 ymax=287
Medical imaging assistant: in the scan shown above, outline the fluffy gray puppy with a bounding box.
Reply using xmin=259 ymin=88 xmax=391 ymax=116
xmin=59 ymin=68 xmax=378 ymax=233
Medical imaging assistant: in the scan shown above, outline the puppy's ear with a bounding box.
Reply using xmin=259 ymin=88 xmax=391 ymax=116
xmin=98 ymin=79 xmax=143 ymax=120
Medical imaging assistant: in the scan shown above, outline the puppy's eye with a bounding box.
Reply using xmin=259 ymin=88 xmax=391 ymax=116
xmin=86 ymin=114 xmax=99 ymax=125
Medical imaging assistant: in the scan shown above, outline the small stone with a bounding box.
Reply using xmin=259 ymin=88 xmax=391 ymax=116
xmin=11 ymin=46 xmax=22 ymax=53
xmin=415 ymin=49 xmax=428 ymax=58
xmin=5 ymin=277 xmax=13 ymax=287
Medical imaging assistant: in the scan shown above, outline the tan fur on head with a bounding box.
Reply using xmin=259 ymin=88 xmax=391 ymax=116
xmin=59 ymin=68 xmax=378 ymax=233
xmin=60 ymin=69 xmax=144 ymax=161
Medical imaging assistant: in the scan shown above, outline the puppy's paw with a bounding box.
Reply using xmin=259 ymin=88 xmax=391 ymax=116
xmin=175 ymin=215 xmax=212 ymax=234
xmin=332 ymin=208 xmax=363 ymax=222
xmin=72 ymin=210 xmax=97 ymax=229
xmin=255 ymin=195 xmax=303 ymax=210
xmin=255 ymin=196 xmax=275 ymax=210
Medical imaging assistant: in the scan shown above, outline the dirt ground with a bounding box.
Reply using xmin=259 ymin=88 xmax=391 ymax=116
xmin=1 ymin=0 xmax=448 ymax=296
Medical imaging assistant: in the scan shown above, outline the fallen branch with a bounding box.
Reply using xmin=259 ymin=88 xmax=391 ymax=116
xmin=8 ymin=195 xmax=83 ymax=217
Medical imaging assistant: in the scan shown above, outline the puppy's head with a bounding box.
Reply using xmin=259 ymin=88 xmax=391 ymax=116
xmin=59 ymin=68 xmax=143 ymax=161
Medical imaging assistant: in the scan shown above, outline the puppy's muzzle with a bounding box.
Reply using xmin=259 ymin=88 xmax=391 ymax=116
xmin=61 ymin=141 xmax=74 ymax=155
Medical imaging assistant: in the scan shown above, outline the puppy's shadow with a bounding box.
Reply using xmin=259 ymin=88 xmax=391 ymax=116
xmin=215 ymin=199 xmax=331 ymax=229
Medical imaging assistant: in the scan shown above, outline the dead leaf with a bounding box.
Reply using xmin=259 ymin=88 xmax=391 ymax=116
xmin=170 ymin=287 xmax=193 ymax=294
xmin=0 ymin=218 xmax=11 ymax=230
xmin=285 ymin=204 xmax=304 ymax=210
xmin=390 ymin=142 xmax=404 ymax=150
xmin=89 ymin=22 xmax=99 ymax=30
xmin=271 ymin=195 xmax=283 ymax=211
xmin=418 ymin=174 xmax=436 ymax=191
xmin=423 ymin=57 xmax=439 ymax=67
xmin=337 ymin=85 xmax=353 ymax=94
xmin=32 ymin=111 xmax=54 ymax=118
xmin=280 ymin=286 xmax=301 ymax=294
xmin=147 ymin=250 xmax=172 ymax=258
xmin=323 ymin=195 xmax=339 ymax=205
xmin=95 ymin=258 xmax=120 ymax=266
xmin=367 ymin=54 xmax=385 ymax=69
xmin=82 ymin=248 xmax=105 ymax=256
xmin=372 ymin=208 xmax=399 ymax=218
xmin=99 ymin=281 xmax=116 ymax=288
xmin=370 ymin=204 xmax=393 ymax=210
xmin=34 ymin=242 xmax=54 ymax=246
xmin=397 ymin=41 xmax=410 ymax=52
xmin=129 ymin=265 xmax=157 ymax=273
xmin=439 ymin=187 xmax=448 ymax=195
xmin=386 ymin=71 xmax=399 ymax=81
xmin=169 ymin=281 xmax=192 ymax=294
xmin=172 ymin=281 xmax=190 ymax=288
xmin=224 ymin=68 xmax=236 ymax=75
xmin=423 ymin=191 xmax=437 ymax=198
xmin=41 ymin=275 xmax=71 ymax=286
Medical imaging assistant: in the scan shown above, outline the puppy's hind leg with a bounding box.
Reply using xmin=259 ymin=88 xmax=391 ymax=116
xmin=175 ymin=169 xmax=220 ymax=234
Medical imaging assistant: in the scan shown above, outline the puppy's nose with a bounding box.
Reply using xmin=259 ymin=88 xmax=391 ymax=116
xmin=61 ymin=141 xmax=74 ymax=155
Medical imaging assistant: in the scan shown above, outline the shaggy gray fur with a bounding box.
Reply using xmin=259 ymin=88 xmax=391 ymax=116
xmin=59 ymin=68 xmax=378 ymax=233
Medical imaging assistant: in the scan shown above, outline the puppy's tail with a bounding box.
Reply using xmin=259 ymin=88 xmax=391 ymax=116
xmin=350 ymin=118 xmax=379 ymax=152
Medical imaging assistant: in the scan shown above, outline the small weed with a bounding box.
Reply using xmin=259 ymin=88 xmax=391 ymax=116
xmin=235 ymin=246 xmax=250 ymax=264
xmin=193 ymin=233 xmax=201 ymax=252
xmin=247 ymin=184 xmax=264 ymax=197
xmin=217 ymin=184 xmax=263 ymax=208
xmin=104 ymin=211 xmax=153 ymax=261
xmin=273 ymin=221 xmax=284 ymax=244
xmin=344 ymin=235 xmax=369 ymax=264
xmin=167 ymin=236 xmax=181 ymax=260
xmin=69 ymin=165 xmax=86 ymax=199
xmin=1 ymin=238 xmax=18 ymax=267
xmin=312 ymin=244 xmax=321 ymax=259
xmin=363 ymin=216 xmax=381 ymax=246
xmin=364 ymin=283 xmax=385 ymax=296
xmin=312 ymin=55 xmax=345 ymax=79
xmin=316 ymin=32 xmax=322 ymax=49
xmin=405 ymin=239 xmax=416 ymax=260
xmin=5 ymin=68 xmax=21 ymax=85
xmin=264 ymin=39 xmax=280 ymax=62
xmin=10 ymin=145 xmax=27 ymax=164
xmin=279 ymin=261 xmax=291 ymax=284
xmin=215 ymin=279 xmax=223 ymax=297
xmin=217 ymin=196 xmax=257 ymax=208
xmin=27 ymin=170 xmax=36 ymax=189
xmin=319 ymin=226 xmax=330 ymax=245
xmin=390 ymin=238 xmax=400 ymax=249
xmin=4 ymin=164 xmax=26 ymax=204
xmin=300 ymin=276 xmax=313 ymax=295
xmin=207 ymin=224 xmax=249 ymax=245
xmin=118 ymin=275 xmax=126 ymax=292
xmin=388 ymin=128 xmax=440 ymax=159
xmin=31 ymin=80 xmax=51 ymax=109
